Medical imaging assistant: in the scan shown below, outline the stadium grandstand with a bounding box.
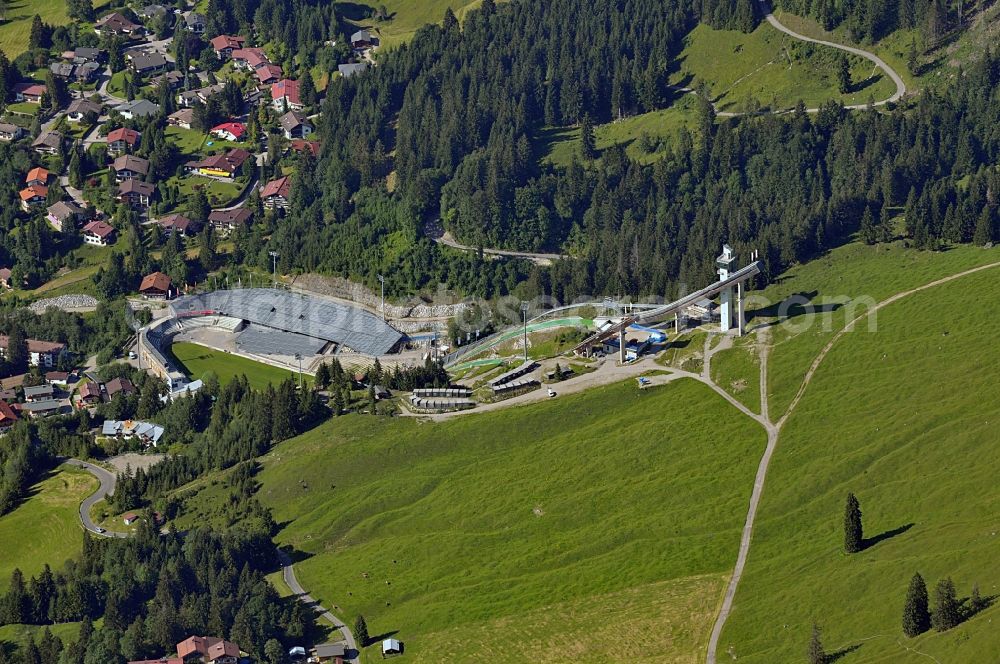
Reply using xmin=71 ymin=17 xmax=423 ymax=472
xmin=170 ymin=288 xmax=403 ymax=356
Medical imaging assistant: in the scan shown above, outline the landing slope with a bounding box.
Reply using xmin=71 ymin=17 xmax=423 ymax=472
xmin=258 ymin=378 xmax=766 ymax=662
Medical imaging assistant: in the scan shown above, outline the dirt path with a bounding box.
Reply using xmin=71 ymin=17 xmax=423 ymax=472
xmin=705 ymin=261 xmax=1000 ymax=663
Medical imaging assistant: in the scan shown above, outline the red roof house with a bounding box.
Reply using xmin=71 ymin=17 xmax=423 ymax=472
xmin=260 ymin=175 xmax=291 ymax=211
xmin=271 ymin=79 xmax=303 ymax=110
xmin=26 ymin=167 xmax=49 ymax=186
xmin=107 ymin=127 xmax=141 ymax=155
xmin=0 ymin=400 xmax=18 ymax=431
xmin=139 ymin=272 xmax=174 ymax=299
xmin=209 ymin=35 xmax=245 ymax=59
xmin=209 ymin=122 xmax=246 ymax=142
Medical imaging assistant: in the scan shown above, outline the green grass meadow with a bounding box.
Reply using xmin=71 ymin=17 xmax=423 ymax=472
xmin=720 ymin=262 xmax=1000 ymax=662
xmin=339 ymin=0 xmax=485 ymax=51
xmin=0 ymin=0 xmax=110 ymax=56
xmin=170 ymin=341 xmax=306 ymax=390
xmin=0 ymin=466 xmax=96 ymax=583
xmin=254 ymin=378 xmax=765 ymax=662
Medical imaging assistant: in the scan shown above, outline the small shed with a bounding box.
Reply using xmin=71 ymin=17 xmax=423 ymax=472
xmin=123 ymin=512 xmax=138 ymax=525
xmin=382 ymin=639 xmax=403 ymax=657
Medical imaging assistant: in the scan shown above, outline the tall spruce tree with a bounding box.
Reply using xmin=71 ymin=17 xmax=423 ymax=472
xmin=931 ymin=577 xmax=961 ymax=631
xmin=580 ymin=113 xmax=597 ymax=160
xmin=353 ymin=614 xmax=369 ymax=647
xmin=843 ymin=493 xmax=863 ymax=553
xmin=902 ymin=572 xmax=931 ymax=637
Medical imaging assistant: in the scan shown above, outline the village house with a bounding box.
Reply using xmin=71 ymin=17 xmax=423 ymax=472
xmin=78 ymin=381 xmax=102 ymax=406
xmin=183 ymin=12 xmax=207 ymax=33
xmin=105 ymin=376 xmax=136 ymax=399
xmin=168 ymin=108 xmax=194 ymax=129
xmin=19 ymin=185 xmax=48 ymax=212
xmin=113 ymin=154 xmax=150 ymax=181
xmin=289 ymin=138 xmax=320 ymax=158
xmin=16 ymin=399 xmax=64 ymax=419
xmin=73 ymin=61 xmax=102 ymax=83
xmin=176 ymin=83 xmax=225 ymax=108
xmin=49 ymin=62 xmax=75 ymax=78
xmin=94 ymin=12 xmax=143 ymax=36
xmin=0 ymin=123 xmax=26 ymax=142
xmin=47 ymin=201 xmax=88 ymax=232
xmin=0 ymin=400 xmax=18 ymax=432
xmin=139 ymin=272 xmax=174 ymax=300
xmin=107 ymin=127 xmax=142 ymax=155
xmin=102 ymin=419 xmax=165 ymax=446
xmin=150 ymin=70 xmax=184 ymax=89
xmin=209 ymin=35 xmax=246 ymax=60
xmin=0 ymin=268 xmax=11 ymax=289
xmin=350 ymin=29 xmax=374 ymax=49
xmin=254 ymin=63 xmax=284 ymax=86
xmin=26 ymin=167 xmax=49 ymax=187
xmin=139 ymin=4 xmax=170 ymax=20
xmin=129 ymin=52 xmax=170 ymax=76
xmin=338 ymin=62 xmax=368 ymax=78
xmin=261 ymin=175 xmax=291 ymax=211
xmin=66 ymin=98 xmax=102 ymax=122
xmin=279 ymin=110 xmax=312 ymax=139
xmin=23 ymin=384 xmax=54 ymax=402
xmin=118 ymin=180 xmax=155 ymax=208
xmin=45 ymin=371 xmax=71 ymax=386
xmin=311 ymin=643 xmax=345 ymax=664
xmin=231 ymin=47 xmax=269 ymax=70
xmin=13 ymin=82 xmax=46 ymax=104
xmin=210 ymin=122 xmax=246 ymax=142
xmin=114 ymin=99 xmax=161 ymax=120
xmin=271 ymin=78 xmax=303 ymax=111
xmin=188 ymin=148 xmax=251 ymax=178
xmin=32 ymin=131 xmax=63 ymax=155
xmin=69 ymin=47 xmax=102 ymax=64
xmin=82 ymin=220 xmax=117 ymax=246
xmin=0 ymin=336 xmax=67 ymax=367
xmin=157 ymin=213 xmax=199 ymax=237
xmin=208 ymin=207 xmax=252 ymax=234
xmin=177 ymin=636 xmax=241 ymax=664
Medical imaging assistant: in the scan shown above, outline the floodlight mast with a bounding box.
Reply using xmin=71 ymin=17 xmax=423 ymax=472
xmin=268 ymin=251 xmax=280 ymax=289
xmin=521 ymin=301 xmax=529 ymax=362
xmin=377 ymin=274 xmax=385 ymax=321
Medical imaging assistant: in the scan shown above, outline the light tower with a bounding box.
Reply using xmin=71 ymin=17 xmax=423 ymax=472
xmin=717 ymin=243 xmax=736 ymax=332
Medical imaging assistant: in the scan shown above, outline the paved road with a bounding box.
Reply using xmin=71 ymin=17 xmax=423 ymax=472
xmin=278 ymin=550 xmax=359 ymax=662
xmin=64 ymin=458 xmax=129 ymax=538
xmin=424 ymin=219 xmax=564 ymax=266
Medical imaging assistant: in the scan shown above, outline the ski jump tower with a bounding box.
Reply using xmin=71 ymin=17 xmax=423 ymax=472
xmin=716 ymin=243 xmax=746 ymax=335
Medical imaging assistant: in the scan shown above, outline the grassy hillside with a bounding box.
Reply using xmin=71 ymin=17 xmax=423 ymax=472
xmin=672 ymin=22 xmax=896 ymax=113
xmin=256 ymin=378 xmax=766 ymax=662
xmin=0 ymin=0 xmax=110 ymax=56
xmin=338 ymin=0 xmax=485 ymax=51
xmin=720 ymin=261 xmax=1000 ymax=662
xmin=0 ymin=465 xmax=96 ymax=583
xmin=170 ymin=341 xmax=305 ymax=390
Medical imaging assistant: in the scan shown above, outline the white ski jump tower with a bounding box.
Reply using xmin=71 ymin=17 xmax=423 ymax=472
xmin=716 ymin=243 xmax=745 ymax=335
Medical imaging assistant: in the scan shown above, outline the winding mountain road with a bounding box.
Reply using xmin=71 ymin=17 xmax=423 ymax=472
xmin=64 ymin=458 xmax=129 ymax=538
xmin=278 ymin=550 xmax=359 ymax=663
xmin=424 ymin=219 xmax=564 ymax=266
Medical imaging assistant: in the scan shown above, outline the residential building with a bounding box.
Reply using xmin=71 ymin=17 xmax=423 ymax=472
xmin=47 ymin=201 xmax=87 ymax=232
xmin=209 ymin=35 xmax=245 ymax=60
xmin=102 ymin=419 xmax=165 ymax=446
xmin=118 ymin=180 xmax=155 ymax=208
xmin=288 ymin=139 xmax=320 ymax=158
xmin=139 ymin=4 xmax=169 ymax=20
xmin=271 ymin=79 xmax=303 ymax=111
xmin=17 ymin=399 xmax=63 ymax=418
xmin=351 ymin=29 xmax=374 ymax=48
xmin=105 ymin=377 xmax=136 ymax=399
xmin=94 ymin=12 xmax=143 ymax=36
xmin=183 ymin=12 xmax=207 ymax=33
xmin=26 ymin=167 xmax=49 ymax=186
xmin=113 ymin=154 xmax=150 ymax=181
xmin=45 ymin=371 xmax=70 ymax=386
xmin=70 ymin=47 xmax=102 ymax=63
xmin=107 ymin=127 xmax=142 ymax=155
xmin=208 ymin=207 xmax=252 ymax=233
xmin=231 ymin=47 xmax=269 ymax=70
xmin=0 ymin=400 xmax=18 ymax=432
xmin=82 ymin=220 xmax=117 ymax=246
xmin=50 ymin=62 xmax=75 ymax=78
xmin=210 ymin=122 xmax=246 ymax=142
xmin=177 ymin=636 xmax=240 ymax=664
xmin=260 ymin=175 xmax=291 ymax=211
xmin=177 ymin=83 xmax=224 ymax=108
xmin=73 ymin=61 xmax=102 ymax=83
xmin=129 ymin=52 xmax=170 ymax=76
xmin=32 ymin=131 xmax=63 ymax=155
xmin=19 ymin=185 xmax=48 ymax=212
xmin=157 ymin=213 xmax=198 ymax=237
xmin=78 ymin=382 xmax=102 ymax=405
xmin=114 ymin=99 xmax=161 ymax=120
xmin=129 ymin=659 xmax=182 ymax=664
xmin=279 ymin=110 xmax=312 ymax=139
xmin=254 ymin=63 xmax=283 ymax=85
xmin=139 ymin=272 xmax=174 ymax=299
xmin=168 ymin=108 xmax=194 ymax=129
xmin=338 ymin=62 xmax=368 ymax=78
xmin=0 ymin=123 xmax=26 ymax=142
xmin=66 ymin=98 xmax=102 ymax=122
xmin=23 ymin=384 xmax=54 ymax=402
xmin=0 ymin=336 xmax=67 ymax=367
xmin=13 ymin=82 xmax=45 ymax=104
xmin=150 ymin=70 xmax=184 ymax=89
xmin=188 ymin=149 xmax=251 ymax=178
xmin=312 ymin=643 xmax=345 ymax=664
xmin=0 ymin=268 xmax=11 ymax=289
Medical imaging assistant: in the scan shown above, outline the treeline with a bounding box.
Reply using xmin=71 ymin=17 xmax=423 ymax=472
xmin=109 ymin=375 xmax=325 ymax=513
xmin=773 ymin=0 xmax=969 ymax=42
xmin=0 ymin=526 xmax=317 ymax=662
